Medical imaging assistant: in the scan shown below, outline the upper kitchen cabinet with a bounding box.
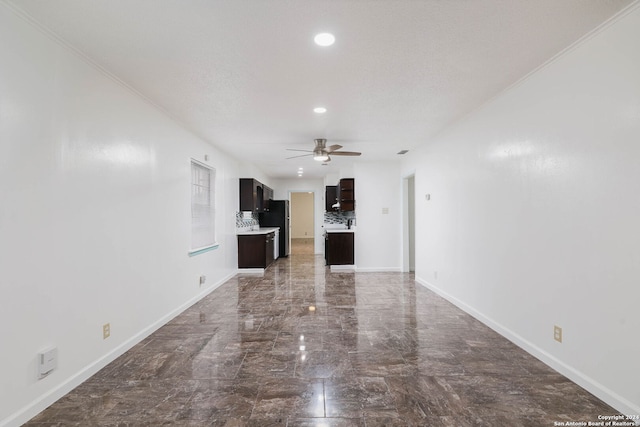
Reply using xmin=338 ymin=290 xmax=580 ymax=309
xmin=240 ymin=178 xmax=262 ymax=212
xmin=325 ymin=186 xmax=338 ymax=212
xmin=263 ymin=185 xmax=274 ymax=212
xmin=240 ymin=178 xmax=273 ymax=212
xmin=338 ymin=178 xmax=355 ymax=211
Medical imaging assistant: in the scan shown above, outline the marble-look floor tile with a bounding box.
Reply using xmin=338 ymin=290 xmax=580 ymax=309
xmin=252 ymin=378 xmax=325 ymax=419
xmin=288 ymin=418 xmax=365 ymax=427
xmin=24 ymin=254 xmax=618 ymax=426
xmin=182 ymin=379 xmax=259 ymax=422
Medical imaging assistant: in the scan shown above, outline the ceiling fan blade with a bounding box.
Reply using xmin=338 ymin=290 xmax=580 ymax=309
xmin=329 ymin=151 xmax=361 ymax=156
xmin=286 ymin=148 xmax=313 ymax=152
xmin=286 ymin=153 xmax=313 ymax=159
xmin=326 ymin=144 xmax=343 ymax=153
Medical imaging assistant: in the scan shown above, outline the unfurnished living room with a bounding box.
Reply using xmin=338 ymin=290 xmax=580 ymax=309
xmin=1 ymin=1 xmax=639 ymax=426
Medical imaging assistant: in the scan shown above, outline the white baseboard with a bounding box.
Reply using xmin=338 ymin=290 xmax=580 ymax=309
xmin=237 ymin=268 xmax=265 ymax=275
xmin=2 ymin=271 xmax=236 ymax=427
xmin=414 ymin=275 xmax=640 ymax=419
xmin=355 ymin=267 xmax=402 ymax=272
xmin=330 ymin=265 xmax=356 ymax=272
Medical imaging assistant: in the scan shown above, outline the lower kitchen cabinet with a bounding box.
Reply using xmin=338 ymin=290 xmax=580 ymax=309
xmin=325 ymin=232 xmax=354 ymax=265
xmin=238 ymin=232 xmax=275 ymax=269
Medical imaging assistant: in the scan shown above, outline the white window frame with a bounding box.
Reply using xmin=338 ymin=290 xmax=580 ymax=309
xmin=189 ymin=159 xmax=218 ymax=256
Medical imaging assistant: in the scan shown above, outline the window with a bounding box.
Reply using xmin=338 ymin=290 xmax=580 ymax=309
xmin=189 ymin=160 xmax=217 ymax=255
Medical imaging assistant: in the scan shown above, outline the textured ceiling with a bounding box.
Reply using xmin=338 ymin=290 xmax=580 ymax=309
xmin=6 ymin=0 xmax=634 ymax=178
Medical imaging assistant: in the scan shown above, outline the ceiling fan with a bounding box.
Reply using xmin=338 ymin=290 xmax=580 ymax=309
xmin=286 ymin=138 xmax=361 ymax=162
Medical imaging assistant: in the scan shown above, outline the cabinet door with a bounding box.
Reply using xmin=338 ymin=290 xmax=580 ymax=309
xmin=327 ymin=232 xmax=354 ymax=265
xmin=338 ymin=178 xmax=355 ymax=211
xmin=263 ymin=185 xmax=273 ymax=211
xmin=239 ymin=178 xmax=265 ymax=212
xmin=324 ymin=233 xmax=329 ymax=265
xmin=256 ymin=183 xmax=264 ymax=212
xmin=265 ymin=232 xmax=274 ymax=265
xmin=239 ymin=179 xmax=255 ymax=211
xmin=325 ymin=186 xmax=338 ymax=212
xmin=238 ymin=235 xmax=267 ymax=268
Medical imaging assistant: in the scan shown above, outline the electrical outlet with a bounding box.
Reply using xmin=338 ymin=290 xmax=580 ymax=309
xmin=434 ymin=271 xmax=438 ymax=280
xmin=38 ymin=347 xmax=58 ymax=379
xmin=554 ymin=325 xmax=562 ymax=343
xmin=103 ymin=323 xmax=111 ymax=340
xmin=199 ymin=275 xmax=206 ymax=286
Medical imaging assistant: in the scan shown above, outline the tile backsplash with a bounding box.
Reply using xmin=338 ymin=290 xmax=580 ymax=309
xmin=236 ymin=211 xmax=259 ymax=229
xmin=324 ymin=211 xmax=356 ymax=225
xmin=237 ymin=210 xmax=354 ymax=230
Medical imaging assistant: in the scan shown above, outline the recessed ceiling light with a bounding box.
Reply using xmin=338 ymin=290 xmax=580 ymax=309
xmin=313 ymin=107 xmax=327 ymax=114
xmin=314 ymin=33 xmax=335 ymax=47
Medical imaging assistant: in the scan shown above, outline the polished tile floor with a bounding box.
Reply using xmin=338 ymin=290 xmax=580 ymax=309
xmin=26 ymin=253 xmax=616 ymax=426
xmin=291 ymin=238 xmax=315 ymax=255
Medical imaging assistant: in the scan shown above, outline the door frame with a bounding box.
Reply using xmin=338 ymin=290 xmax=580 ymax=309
xmin=402 ymin=172 xmax=416 ymax=272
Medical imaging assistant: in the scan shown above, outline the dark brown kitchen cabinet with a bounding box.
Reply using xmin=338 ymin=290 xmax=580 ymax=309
xmin=263 ymin=185 xmax=274 ymax=212
xmin=325 ymin=186 xmax=338 ymax=212
xmin=240 ymin=178 xmax=273 ymax=212
xmin=325 ymin=232 xmax=354 ymax=265
xmin=238 ymin=232 xmax=275 ymax=268
xmin=240 ymin=178 xmax=262 ymax=212
xmin=338 ymin=178 xmax=355 ymax=211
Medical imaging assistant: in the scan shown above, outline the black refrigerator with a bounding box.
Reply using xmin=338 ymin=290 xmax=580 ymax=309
xmin=259 ymin=200 xmax=290 ymax=258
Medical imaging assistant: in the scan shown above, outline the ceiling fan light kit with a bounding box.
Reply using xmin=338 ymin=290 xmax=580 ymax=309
xmin=313 ymin=150 xmax=329 ymax=162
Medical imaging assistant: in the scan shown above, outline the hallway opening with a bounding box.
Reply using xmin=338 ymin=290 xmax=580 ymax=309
xmin=403 ymin=174 xmax=416 ymax=272
xmin=290 ymin=191 xmax=315 ymax=255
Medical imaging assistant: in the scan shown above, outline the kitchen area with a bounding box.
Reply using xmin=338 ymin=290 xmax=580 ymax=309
xmin=236 ymin=177 xmax=356 ymax=272
xmin=236 ymin=178 xmax=289 ymax=272
xmin=323 ymin=178 xmax=356 ymax=270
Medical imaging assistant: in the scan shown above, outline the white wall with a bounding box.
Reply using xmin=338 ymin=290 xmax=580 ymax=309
xmin=272 ymin=178 xmax=325 ymax=254
xmin=0 ymin=6 xmax=241 ymax=426
xmin=353 ymin=162 xmax=403 ymax=271
xmin=402 ymin=5 xmax=640 ymax=415
xmin=237 ymin=161 xmax=273 ymax=190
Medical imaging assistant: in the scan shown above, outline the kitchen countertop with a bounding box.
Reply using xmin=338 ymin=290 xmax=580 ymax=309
xmin=236 ymin=227 xmax=280 ymax=236
xmin=325 ymin=228 xmax=356 ymax=233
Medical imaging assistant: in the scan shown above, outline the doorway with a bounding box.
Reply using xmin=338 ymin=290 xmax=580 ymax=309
xmin=290 ymin=191 xmax=315 ymax=255
xmin=403 ymin=174 xmax=416 ymax=272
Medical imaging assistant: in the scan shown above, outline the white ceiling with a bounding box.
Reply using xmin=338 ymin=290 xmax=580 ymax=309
xmin=7 ymin=0 xmax=634 ymax=178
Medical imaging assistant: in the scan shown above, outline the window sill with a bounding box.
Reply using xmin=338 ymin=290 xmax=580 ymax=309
xmin=188 ymin=243 xmax=219 ymax=257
